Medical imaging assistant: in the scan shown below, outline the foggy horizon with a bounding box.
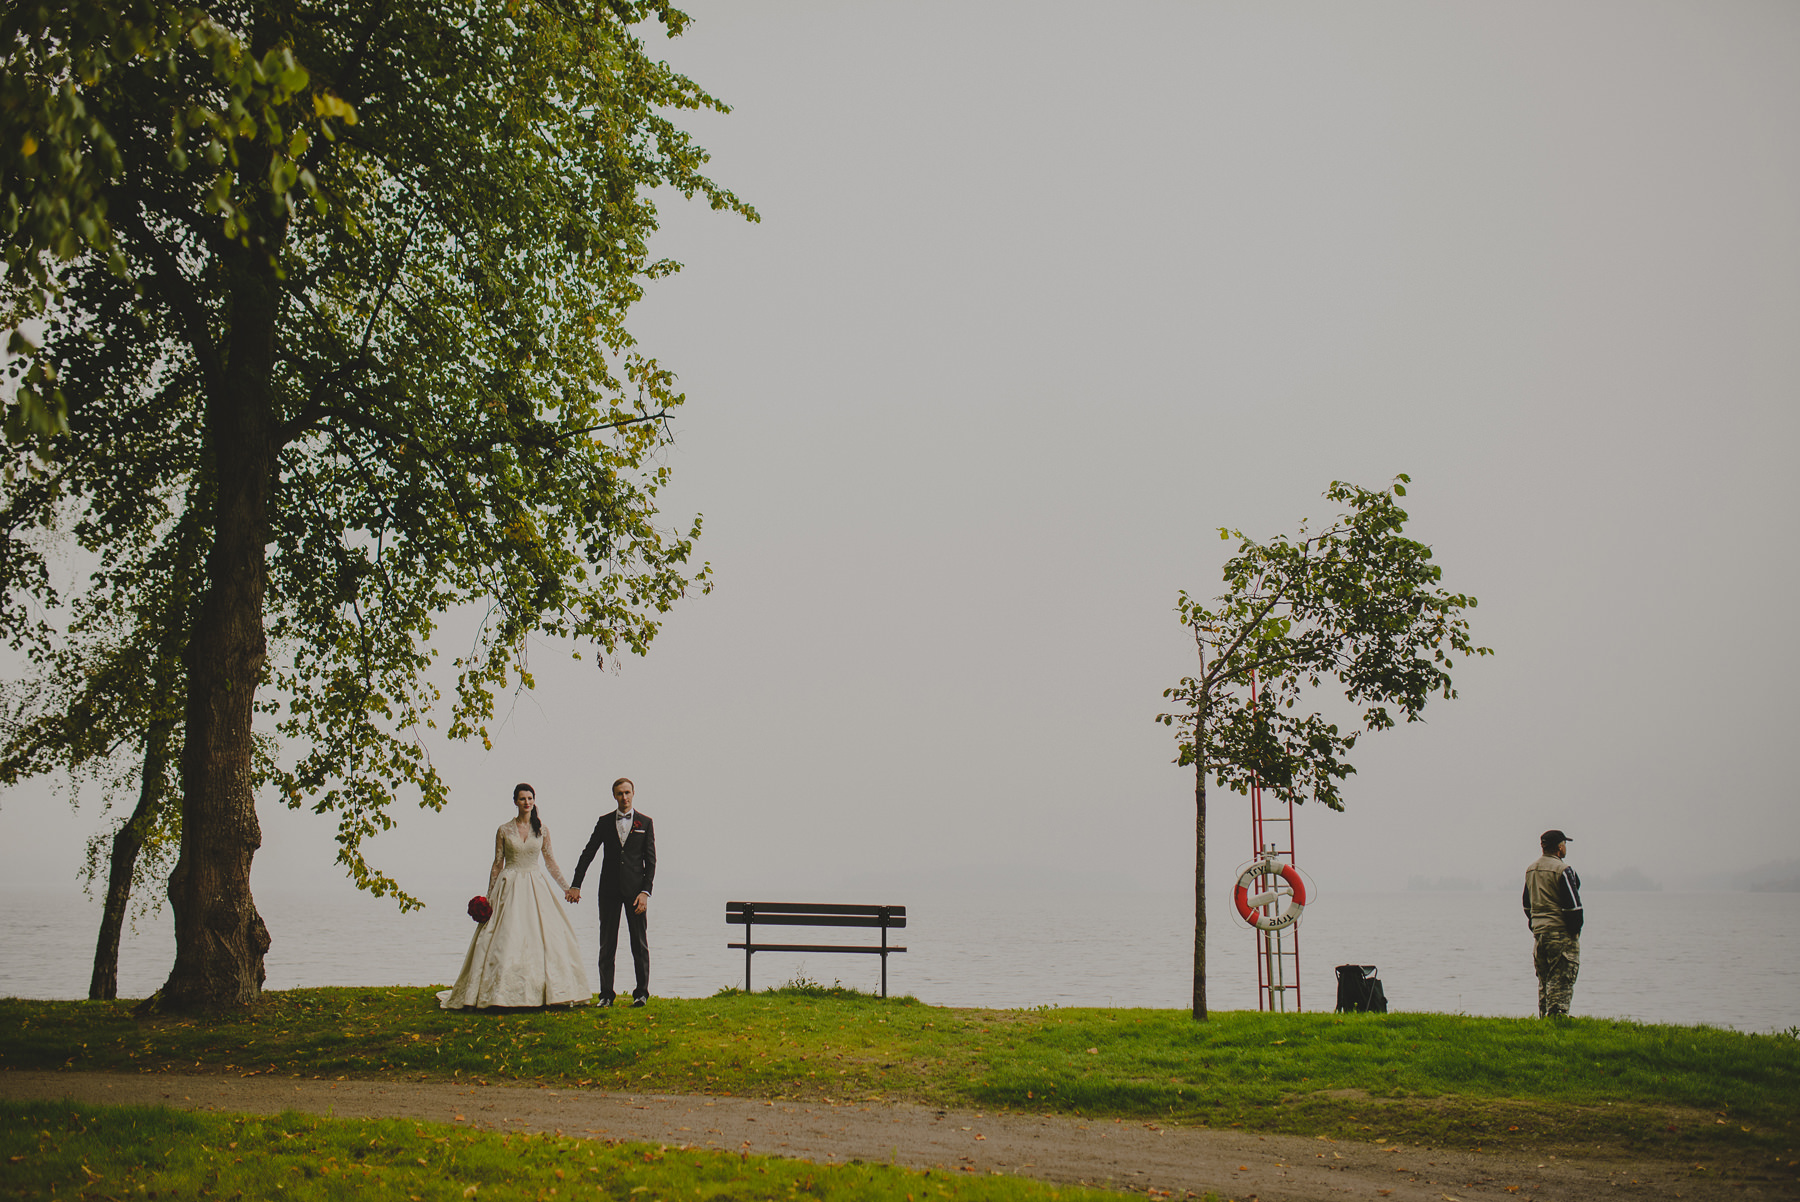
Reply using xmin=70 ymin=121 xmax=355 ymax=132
xmin=4 ymin=2 xmax=1797 ymax=945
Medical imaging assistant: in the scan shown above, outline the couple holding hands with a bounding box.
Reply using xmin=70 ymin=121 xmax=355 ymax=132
xmin=437 ymin=778 xmax=656 ymax=1010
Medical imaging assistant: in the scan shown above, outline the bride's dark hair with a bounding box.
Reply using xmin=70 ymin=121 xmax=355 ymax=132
xmin=513 ymin=782 xmax=541 ymax=837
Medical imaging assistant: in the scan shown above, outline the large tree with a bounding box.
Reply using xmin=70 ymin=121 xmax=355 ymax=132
xmin=1159 ymin=476 xmax=1491 ymax=1020
xmin=1 ymin=0 xmax=753 ymax=1009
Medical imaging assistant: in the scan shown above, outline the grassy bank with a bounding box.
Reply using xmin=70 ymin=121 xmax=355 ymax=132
xmin=0 ymin=1099 xmax=1141 ymax=1201
xmin=4 ymin=987 xmax=1796 ymax=1166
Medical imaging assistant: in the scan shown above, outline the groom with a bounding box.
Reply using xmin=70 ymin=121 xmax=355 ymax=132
xmin=566 ymin=777 xmax=656 ymax=1007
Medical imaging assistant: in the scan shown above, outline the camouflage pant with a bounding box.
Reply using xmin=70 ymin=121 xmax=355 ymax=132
xmin=1534 ymin=929 xmax=1580 ymax=1017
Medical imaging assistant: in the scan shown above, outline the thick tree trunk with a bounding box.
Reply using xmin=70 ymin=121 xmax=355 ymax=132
xmin=148 ymin=254 xmax=280 ymax=1013
xmin=1193 ymin=759 xmax=1207 ymax=1021
xmin=89 ymin=719 xmax=175 ymax=1000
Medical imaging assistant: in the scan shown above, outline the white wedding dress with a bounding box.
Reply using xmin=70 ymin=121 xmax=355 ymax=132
xmin=438 ymin=822 xmax=592 ymax=1009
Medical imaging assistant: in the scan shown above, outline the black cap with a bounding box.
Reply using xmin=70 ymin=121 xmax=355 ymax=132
xmin=1540 ymin=829 xmax=1572 ymax=850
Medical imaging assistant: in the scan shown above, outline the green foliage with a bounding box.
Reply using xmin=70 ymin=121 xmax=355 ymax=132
xmin=0 ymin=1101 xmax=1134 ymax=1201
xmin=1160 ymin=475 xmax=1492 ymax=810
xmin=0 ymin=3 xmax=334 ymax=440
xmin=1 ymin=1 xmax=756 ymax=910
xmin=0 ymin=506 xmax=200 ymax=923
xmin=5 ymin=990 xmax=1795 ymax=1160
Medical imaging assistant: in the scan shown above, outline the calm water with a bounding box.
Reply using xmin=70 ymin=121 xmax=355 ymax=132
xmin=3 ymin=884 xmax=1794 ymax=1033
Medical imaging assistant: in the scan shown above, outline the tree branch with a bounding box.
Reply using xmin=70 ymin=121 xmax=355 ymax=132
xmin=1196 ymin=583 xmax=1290 ymax=694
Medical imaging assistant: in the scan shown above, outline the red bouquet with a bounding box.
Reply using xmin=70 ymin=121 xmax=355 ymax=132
xmin=467 ymin=895 xmax=492 ymax=923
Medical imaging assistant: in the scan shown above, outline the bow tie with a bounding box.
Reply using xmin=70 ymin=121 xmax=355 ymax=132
xmin=616 ymin=812 xmax=633 ymax=821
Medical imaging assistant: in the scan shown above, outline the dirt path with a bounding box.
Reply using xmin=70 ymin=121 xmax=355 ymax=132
xmin=2 ymin=1071 xmax=1786 ymax=1202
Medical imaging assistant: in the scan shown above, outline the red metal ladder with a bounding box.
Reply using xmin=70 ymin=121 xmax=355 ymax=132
xmin=1247 ymin=672 xmax=1303 ymax=1011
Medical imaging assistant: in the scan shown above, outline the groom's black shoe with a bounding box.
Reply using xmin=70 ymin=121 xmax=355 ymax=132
xmin=596 ymin=995 xmax=615 ymax=1008
xmin=631 ymin=995 xmax=648 ymax=1008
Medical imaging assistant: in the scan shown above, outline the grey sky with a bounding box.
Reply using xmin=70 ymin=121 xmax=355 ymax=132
xmin=7 ymin=2 xmax=1798 ymax=916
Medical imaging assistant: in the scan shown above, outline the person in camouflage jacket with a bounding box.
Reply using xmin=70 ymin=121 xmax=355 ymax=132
xmin=1522 ymin=829 xmax=1583 ymax=1017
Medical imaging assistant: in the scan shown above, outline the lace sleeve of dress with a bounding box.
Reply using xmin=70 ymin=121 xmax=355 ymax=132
xmin=488 ymin=827 xmax=505 ymax=896
xmin=540 ymin=828 xmax=571 ymax=892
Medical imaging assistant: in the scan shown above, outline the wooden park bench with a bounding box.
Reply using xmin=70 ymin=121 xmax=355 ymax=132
xmin=725 ymin=902 xmax=907 ymax=997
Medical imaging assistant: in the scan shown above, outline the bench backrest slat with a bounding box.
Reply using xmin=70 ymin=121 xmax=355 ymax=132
xmin=726 ymin=902 xmax=904 ymax=917
xmin=726 ymin=912 xmax=905 ymax=929
xmin=725 ymin=902 xmax=904 ymax=929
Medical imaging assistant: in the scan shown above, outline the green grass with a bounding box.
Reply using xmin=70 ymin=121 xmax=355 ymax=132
xmin=0 ymin=1099 xmax=1146 ymax=1201
xmin=4 ymin=986 xmax=1798 ymax=1167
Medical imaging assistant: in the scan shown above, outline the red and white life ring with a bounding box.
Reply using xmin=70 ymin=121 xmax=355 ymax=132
xmin=1233 ymin=855 xmax=1309 ymax=931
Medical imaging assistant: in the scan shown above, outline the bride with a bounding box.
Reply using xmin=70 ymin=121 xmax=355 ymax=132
xmin=438 ymin=783 xmax=592 ymax=1009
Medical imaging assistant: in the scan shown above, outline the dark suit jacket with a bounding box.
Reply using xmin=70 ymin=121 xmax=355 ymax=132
xmin=572 ymin=809 xmax=656 ymax=900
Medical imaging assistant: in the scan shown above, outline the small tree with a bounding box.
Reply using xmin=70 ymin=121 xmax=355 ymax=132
xmin=1159 ymin=476 xmax=1491 ymax=1020
xmin=0 ymin=508 xmax=203 ymax=999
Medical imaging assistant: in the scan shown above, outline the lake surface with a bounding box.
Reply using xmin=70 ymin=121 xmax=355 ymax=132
xmin=3 ymin=884 xmax=1794 ymax=1033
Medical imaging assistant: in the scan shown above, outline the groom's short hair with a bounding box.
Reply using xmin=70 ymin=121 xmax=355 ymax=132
xmin=612 ymin=777 xmax=634 ymax=792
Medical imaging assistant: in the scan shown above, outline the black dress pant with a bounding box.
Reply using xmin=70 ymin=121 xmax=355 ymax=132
xmin=597 ymin=891 xmax=650 ymax=1000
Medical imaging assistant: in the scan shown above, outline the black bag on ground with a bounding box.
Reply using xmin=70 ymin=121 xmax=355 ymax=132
xmin=1334 ymin=964 xmax=1388 ymax=1013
